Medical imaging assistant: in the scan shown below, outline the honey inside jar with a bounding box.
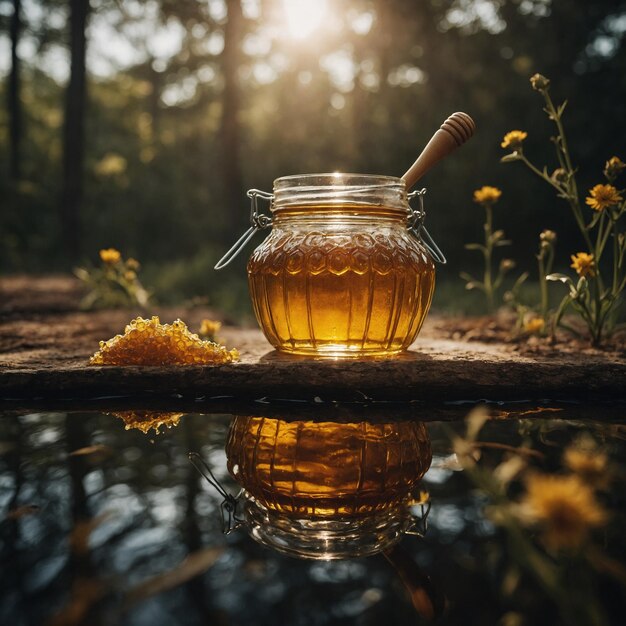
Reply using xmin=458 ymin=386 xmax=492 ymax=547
xmin=226 ymin=416 xmax=432 ymax=518
xmin=247 ymin=175 xmax=436 ymax=357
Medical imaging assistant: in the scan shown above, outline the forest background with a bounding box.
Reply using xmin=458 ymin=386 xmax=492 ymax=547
xmin=1 ymin=0 xmax=625 ymax=318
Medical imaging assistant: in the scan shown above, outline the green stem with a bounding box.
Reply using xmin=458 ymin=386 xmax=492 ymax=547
xmin=613 ymin=220 xmax=620 ymax=294
xmin=538 ymin=253 xmax=548 ymax=319
xmin=544 ymin=90 xmax=579 ymax=200
xmin=518 ymin=154 xmax=594 ymax=251
xmin=485 ymin=204 xmax=494 ymax=312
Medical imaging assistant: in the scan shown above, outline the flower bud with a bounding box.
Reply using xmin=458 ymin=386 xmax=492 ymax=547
xmin=551 ymin=168 xmax=568 ymax=184
xmin=540 ymin=229 xmax=557 ymax=244
xmin=604 ymin=156 xmax=625 ymax=181
xmin=530 ymin=73 xmax=550 ymax=91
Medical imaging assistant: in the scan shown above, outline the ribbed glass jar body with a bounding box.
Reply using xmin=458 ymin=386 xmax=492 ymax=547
xmin=247 ymin=175 xmax=435 ymax=357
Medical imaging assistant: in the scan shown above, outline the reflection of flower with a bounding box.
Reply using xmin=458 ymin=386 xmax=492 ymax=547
xmin=99 ymin=248 xmax=121 ymax=264
xmin=570 ymin=252 xmax=595 ymax=278
xmin=501 ymin=130 xmax=527 ymax=150
xmin=520 ymin=473 xmax=606 ymax=550
xmin=524 ymin=317 xmax=545 ymax=334
xmin=473 ymin=186 xmax=502 ymax=205
xmin=564 ymin=442 xmax=610 ymax=489
xmin=585 ymin=184 xmax=623 ymax=212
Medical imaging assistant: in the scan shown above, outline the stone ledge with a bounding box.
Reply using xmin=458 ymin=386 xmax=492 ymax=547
xmin=1 ymin=313 xmax=624 ymax=404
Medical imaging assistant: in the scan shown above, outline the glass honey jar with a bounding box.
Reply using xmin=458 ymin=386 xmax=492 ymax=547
xmin=216 ymin=174 xmax=445 ymax=357
xmin=225 ymin=416 xmax=432 ymax=559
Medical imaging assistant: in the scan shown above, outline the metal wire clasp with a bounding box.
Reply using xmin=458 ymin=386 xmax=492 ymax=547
xmin=407 ymin=188 xmax=447 ymax=265
xmin=214 ymin=189 xmax=274 ymax=270
xmin=405 ymin=499 xmax=432 ymax=537
xmin=188 ymin=452 xmax=244 ymax=534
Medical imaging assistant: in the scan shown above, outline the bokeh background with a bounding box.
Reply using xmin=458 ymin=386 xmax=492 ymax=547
xmin=1 ymin=0 xmax=625 ymax=317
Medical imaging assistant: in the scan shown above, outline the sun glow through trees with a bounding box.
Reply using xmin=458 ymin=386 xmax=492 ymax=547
xmin=282 ymin=0 xmax=329 ymax=40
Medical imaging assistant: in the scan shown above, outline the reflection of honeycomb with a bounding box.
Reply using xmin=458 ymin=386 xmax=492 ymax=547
xmin=112 ymin=410 xmax=183 ymax=434
xmin=89 ymin=316 xmax=239 ymax=365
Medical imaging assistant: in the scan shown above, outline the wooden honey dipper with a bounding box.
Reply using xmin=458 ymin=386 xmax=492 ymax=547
xmin=401 ymin=112 xmax=476 ymax=190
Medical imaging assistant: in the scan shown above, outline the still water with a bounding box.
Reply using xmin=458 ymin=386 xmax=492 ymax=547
xmin=1 ymin=406 xmax=625 ymax=626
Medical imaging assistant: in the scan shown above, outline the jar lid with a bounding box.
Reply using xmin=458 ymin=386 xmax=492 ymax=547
xmin=272 ymin=173 xmax=409 ymax=214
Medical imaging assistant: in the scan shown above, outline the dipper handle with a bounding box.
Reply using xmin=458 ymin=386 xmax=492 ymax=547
xmin=401 ymin=112 xmax=476 ymax=191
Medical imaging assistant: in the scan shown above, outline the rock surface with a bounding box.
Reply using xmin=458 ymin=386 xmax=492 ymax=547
xmin=1 ymin=276 xmax=625 ymax=406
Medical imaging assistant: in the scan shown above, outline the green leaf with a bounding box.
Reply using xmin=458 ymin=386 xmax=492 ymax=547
xmin=464 ymin=243 xmax=485 ymax=251
xmin=546 ymin=273 xmax=572 ymax=284
xmin=500 ymin=152 xmax=522 ymax=163
xmin=587 ymin=212 xmax=602 ymax=229
xmin=512 ymin=272 xmax=529 ymax=290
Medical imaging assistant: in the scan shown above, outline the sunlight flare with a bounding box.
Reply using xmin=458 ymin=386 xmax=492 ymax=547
xmin=282 ymin=0 xmax=328 ymax=40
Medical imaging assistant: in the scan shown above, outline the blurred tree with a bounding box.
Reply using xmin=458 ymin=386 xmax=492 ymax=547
xmin=1 ymin=0 xmax=625 ymax=315
xmin=8 ymin=0 xmax=22 ymax=181
xmin=220 ymin=0 xmax=245 ymax=232
xmin=60 ymin=0 xmax=90 ymax=262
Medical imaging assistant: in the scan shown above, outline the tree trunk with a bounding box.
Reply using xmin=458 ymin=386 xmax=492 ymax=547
xmin=220 ymin=0 xmax=244 ymax=234
xmin=9 ymin=0 xmax=22 ymax=181
xmin=61 ymin=0 xmax=90 ymax=263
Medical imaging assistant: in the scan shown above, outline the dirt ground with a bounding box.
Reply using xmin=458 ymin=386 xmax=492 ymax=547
xmin=2 ymin=274 xmax=624 ymax=354
xmin=1 ymin=275 xmax=624 ymax=405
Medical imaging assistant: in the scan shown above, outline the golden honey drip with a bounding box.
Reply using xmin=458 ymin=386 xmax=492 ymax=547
xmin=248 ymin=208 xmax=435 ymax=356
xmin=112 ymin=410 xmax=183 ymax=434
xmin=226 ymin=417 xmax=432 ymax=518
xmin=89 ymin=316 xmax=239 ymax=365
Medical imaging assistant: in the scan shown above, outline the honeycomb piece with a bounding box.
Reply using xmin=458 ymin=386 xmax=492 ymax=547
xmin=89 ymin=316 xmax=239 ymax=365
xmin=112 ymin=410 xmax=183 ymax=434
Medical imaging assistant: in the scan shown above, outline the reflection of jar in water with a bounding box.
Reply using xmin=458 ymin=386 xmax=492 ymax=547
xmin=226 ymin=416 xmax=432 ymax=559
xmin=247 ymin=175 xmax=435 ymax=357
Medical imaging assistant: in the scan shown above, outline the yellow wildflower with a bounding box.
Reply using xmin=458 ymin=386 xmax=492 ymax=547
xmin=570 ymin=252 xmax=595 ymax=278
xmin=520 ymin=473 xmax=606 ymax=551
xmin=501 ymin=130 xmax=528 ymax=150
xmin=524 ymin=317 xmax=545 ymax=334
xmin=199 ymin=318 xmax=222 ymax=340
xmin=585 ymin=184 xmax=623 ymax=211
xmin=99 ymin=248 xmax=121 ymax=264
xmin=473 ymin=186 xmax=502 ymax=205
xmin=604 ymin=156 xmax=625 ymax=180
